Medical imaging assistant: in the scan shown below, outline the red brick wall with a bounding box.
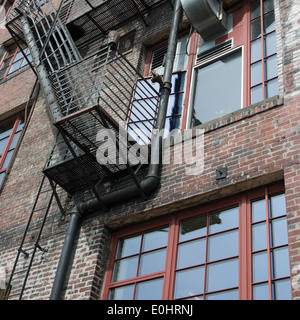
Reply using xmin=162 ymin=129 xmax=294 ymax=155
xmin=0 ymin=0 xmax=299 ymax=300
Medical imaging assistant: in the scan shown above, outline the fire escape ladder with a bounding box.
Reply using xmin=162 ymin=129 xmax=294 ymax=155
xmin=1 ymin=175 xmax=65 ymax=300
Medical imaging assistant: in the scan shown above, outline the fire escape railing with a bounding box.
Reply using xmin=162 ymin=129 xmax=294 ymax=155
xmin=5 ymin=0 xmax=168 ymax=197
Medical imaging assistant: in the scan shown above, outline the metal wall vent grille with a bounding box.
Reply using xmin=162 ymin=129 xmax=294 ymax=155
xmin=151 ymin=45 xmax=168 ymax=70
xmin=197 ymin=39 xmax=233 ymax=64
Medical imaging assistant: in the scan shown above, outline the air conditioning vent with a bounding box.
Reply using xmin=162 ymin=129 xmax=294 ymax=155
xmin=151 ymin=45 xmax=168 ymax=70
xmin=197 ymin=39 xmax=233 ymax=64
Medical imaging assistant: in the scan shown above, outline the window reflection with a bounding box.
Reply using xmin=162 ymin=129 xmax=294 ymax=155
xmin=191 ymin=49 xmax=242 ymax=126
xmin=129 ymin=72 xmax=185 ymax=143
xmin=109 ymin=284 xmax=134 ymax=300
xmin=110 ymin=226 xmax=169 ymax=300
xmin=176 ymin=206 xmax=239 ymax=300
xmin=251 ymin=193 xmax=291 ymax=300
xmin=135 ymin=278 xmax=164 ymax=300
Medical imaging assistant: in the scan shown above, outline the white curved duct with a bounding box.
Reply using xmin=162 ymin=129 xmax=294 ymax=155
xmin=180 ymin=0 xmax=227 ymax=40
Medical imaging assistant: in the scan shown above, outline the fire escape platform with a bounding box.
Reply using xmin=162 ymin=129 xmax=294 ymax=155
xmin=43 ymin=104 xmax=149 ymax=194
xmin=64 ymin=0 xmax=168 ymax=46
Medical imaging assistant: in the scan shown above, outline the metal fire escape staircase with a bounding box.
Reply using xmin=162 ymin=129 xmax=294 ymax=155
xmin=3 ymin=0 xmax=170 ymax=299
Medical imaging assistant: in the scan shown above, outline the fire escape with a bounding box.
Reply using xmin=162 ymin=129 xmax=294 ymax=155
xmin=6 ymin=0 xmax=170 ymax=203
xmin=3 ymin=0 xmax=173 ymax=299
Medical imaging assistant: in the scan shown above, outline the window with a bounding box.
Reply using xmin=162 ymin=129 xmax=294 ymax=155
xmin=0 ymin=114 xmax=25 ymax=186
xmin=251 ymin=193 xmax=291 ymax=299
xmin=128 ymin=34 xmax=190 ymax=143
xmin=186 ymin=0 xmax=279 ymax=127
xmin=129 ymin=72 xmax=186 ymax=144
xmin=0 ymin=43 xmax=32 ymax=80
xmin=190 ymin=48 xmax=242 ymax=126
xmin=250 ymin=0 xmax=278 ymax=104
xmin=104 ymin=184 xmax=292 ymax=300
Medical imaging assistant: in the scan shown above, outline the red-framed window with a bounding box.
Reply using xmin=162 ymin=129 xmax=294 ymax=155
xmin=0 ymin=43 xmax=32 ymax=80
xmin=250 ymin=0 xmax=278 ymax=104
xmin=103 ymin=183 xmax=292 ymax=300
xmin=134 ymin=0 xmax=279 ymax=129
xmin=186 ymin=0 xmax=279 ymax=127
xmin=127 ymin=32 xmax=191 ymax=144
xmin=0 ymin=114 xmax=25 ymax=186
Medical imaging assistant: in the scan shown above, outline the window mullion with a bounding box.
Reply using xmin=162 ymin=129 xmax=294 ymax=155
xmin=240 ymin=194 xmax=253 ymax=299
xmin=264 ymin=187 xmax=273 ymax=299
xmin=202 ymin=214 xmax=210 ymax=300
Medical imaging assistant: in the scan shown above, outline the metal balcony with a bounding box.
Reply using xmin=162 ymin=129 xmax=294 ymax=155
xmin=5 ymin=0 xmax=167 ymax=198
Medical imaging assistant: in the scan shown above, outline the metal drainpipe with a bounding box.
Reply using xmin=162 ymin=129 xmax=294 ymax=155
xmin=49 ymin=0 xmax=183 ymax=300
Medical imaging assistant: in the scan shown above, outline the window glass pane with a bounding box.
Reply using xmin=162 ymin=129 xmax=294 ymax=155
xmin=209 ymin=207 xmax=239 ymax=234
xmin=8 ymin=60 xmax=22 ymax=74
xmin=205 ymin=289 xmax=239 ymax=300
xmin=251 ymin=61 xmax=262 ymax=86
xmin=0 ymin=65 xmax=9 ymax=78
xmin=191 ymin=49 xmax=242 ymax=125
xmin=113 ymin=256 xmax=139 ymax=282
xmin=253 ymin=283 xmax=269 ymax=300
xmin=251 ymin=19 xmax=261 ymax=39
xmin=270 ymin=193 xmax=286 ymax=217
xmin=2 ymin=149 xmax=14 ymax=169
xmin=135 ymin=278 xmax=163 ymax=300
xmin=252 ymin=222 xmax=267 ymax=251
xmin=179 ymin=215 xmax=207 ymax=242
xmin=167 ymin=93 xmax=183 ymax=117
xmin=174 ymin=266 xmax=205 ymax=299
xmin=265 ymin=32 xmax=277 ymax=57
xmin=252 ymin=199 xmax=266 ymax=222
xmin=9 ymin=131 xmax=21 ymax=150
xmin=116 ymin=234 xmax=141 ymax=258
xmin=164 ymin=115 xmax=181 ymax=136
xmin=0 ymin=56 xmax=13 ymax=72
xmin=263 ymin=0 xmax=274 ymax=13
xmin=109 ymin=284 xmax=134 ymax=300
xmin=253 ymin=251 xmax=268 ymax=282
xmin=130 ymin=99 xmax=157 ymax=122
xmin=251 ymin=38 xmax=262 ymax=62
xmin=142 ymin=227 xmax=169 ymax=252
xmin=134 ymin=79 xmax=159 ymax=99
xmin=0 ymin=137 xmax=9 ymax=154
xmin=171 ymin=73 xmax=186 ymax=93
xmin=265 ymin=78 xmax=278 ymax=98
xmin=139 ymin=248 xmax=166 ymax=276
xmin=274 ymin=279 xmax=292 ymax=300
xmin=264 ymin=12 xmax=275 ymax=34
xmin=127 ymin=121 xmax=153 ymax=145
xmin=273 ymin=247 xmax=290 ymax=279
xmin=21 ymin=55 xmax=31 ymax=67
xmin=14 ymin=51 xmax=24 ymax=61
xmin=177 ymin=238 xmax=206 ymax=269
xmin=251 ymin=85 xmax=263 ymax=104
xmin=271 ymin=217 xmax=288 ymax=247
xmin=208 ymin=229 xmax=239 ymax=262
xmin=265 ymin=55 xmax=278 ymax=80
xmin=206 ymin=258 xmax=239 ymax=292
xmin=251 ymin=1 xmax=261 ymax=19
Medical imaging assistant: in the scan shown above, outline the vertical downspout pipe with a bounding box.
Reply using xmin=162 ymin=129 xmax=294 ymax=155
xmin=49 ymin=212 xmax=81 ymax=300
xmin=148 ymin=0 xmax=183 ymax=179
xmin=49 ymin=0 xmax=183 ymax=300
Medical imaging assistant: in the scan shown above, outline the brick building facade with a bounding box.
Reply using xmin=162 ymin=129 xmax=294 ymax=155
xmin=0 ymin=0 xmax=299 ymax=300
